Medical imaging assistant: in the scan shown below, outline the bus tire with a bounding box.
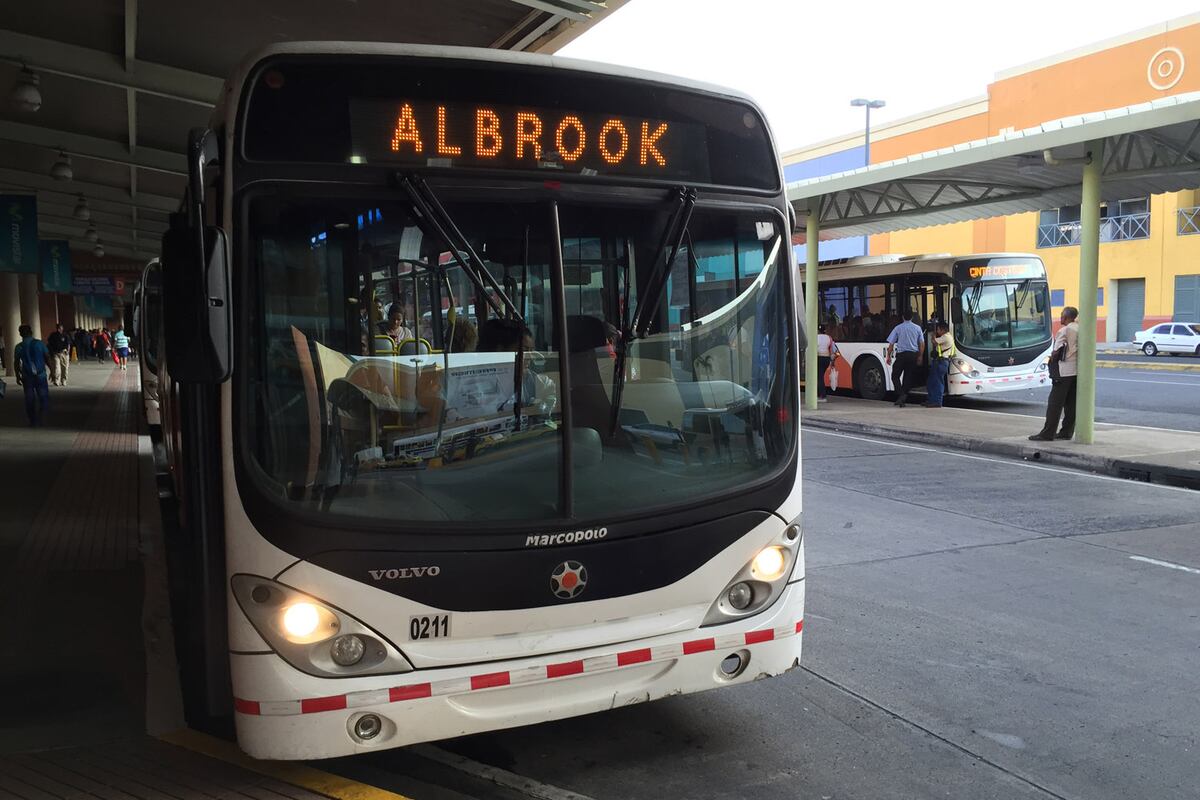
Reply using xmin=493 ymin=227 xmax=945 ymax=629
xmin=855 ymin=358 xmax=887 ymax=401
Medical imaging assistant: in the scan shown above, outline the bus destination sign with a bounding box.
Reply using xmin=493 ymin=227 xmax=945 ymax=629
xmin=954 ymin=260 xmax=1045 ymax=282
xmin=349 ymin=99 xmax=711 ymax=182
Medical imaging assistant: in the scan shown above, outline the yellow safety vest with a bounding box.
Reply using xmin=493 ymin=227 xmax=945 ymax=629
xmin=935 ymin=336 xmax=956 ymax=359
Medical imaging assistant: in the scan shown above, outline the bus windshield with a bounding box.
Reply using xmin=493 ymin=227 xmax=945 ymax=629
xmin=242 ymin=192 xmax=794 ymax=527
xmin=956 ymin=278 xmax=1051 ymax=351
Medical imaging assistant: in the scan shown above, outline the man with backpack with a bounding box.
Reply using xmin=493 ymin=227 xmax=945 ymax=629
xmin=14 ymin=324 xmax=50 ymax=427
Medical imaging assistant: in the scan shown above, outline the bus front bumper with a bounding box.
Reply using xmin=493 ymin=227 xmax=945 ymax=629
xmin=230 ymin=581 xmax=805 ymax=760
xmin=951 ymin=367 xmax=1049 ymax=394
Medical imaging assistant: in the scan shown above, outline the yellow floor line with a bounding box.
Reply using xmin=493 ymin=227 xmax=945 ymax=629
xmin=1096 ymin=359 xmax=1200 ymax=372
xmin=159 ymin=728 xmax=415 ymax=800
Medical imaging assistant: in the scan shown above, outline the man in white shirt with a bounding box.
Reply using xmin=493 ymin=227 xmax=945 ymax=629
xmin=1030 ymin=306 xmax=1080 ymax=441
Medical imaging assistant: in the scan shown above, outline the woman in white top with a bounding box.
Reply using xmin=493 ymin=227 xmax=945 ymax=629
xmin=816 ymin=324 xmax=838 ymax=401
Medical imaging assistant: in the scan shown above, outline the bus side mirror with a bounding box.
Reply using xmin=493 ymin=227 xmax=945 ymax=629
xmin=162 ymin=225 xmax=232 ymax=383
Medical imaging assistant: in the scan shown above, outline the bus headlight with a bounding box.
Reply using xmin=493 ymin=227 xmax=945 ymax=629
xmin=231 ymin=575 xmax=412 ymax=678
xmin=702 ymin=524 xmax=801 ymax=627
xmin=751 ymin=547 xmax=787 ymax=581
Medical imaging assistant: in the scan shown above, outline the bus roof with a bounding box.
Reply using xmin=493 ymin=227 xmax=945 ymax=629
xmin=214 ymin=41 xmax=769 ymax=133
xmin=808 ymin=252 xmax=1043 ymax=281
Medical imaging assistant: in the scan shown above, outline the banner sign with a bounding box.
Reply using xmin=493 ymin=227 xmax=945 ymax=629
xmin=40 ymin=240 xmax=72 ymax=293
xmin=79 ymin=294 xmax=114 ymax=317
xmin=0 ymin=195 xmax=38 ymax=274
xmin=72 ymin=275 xmax=117 ymax=295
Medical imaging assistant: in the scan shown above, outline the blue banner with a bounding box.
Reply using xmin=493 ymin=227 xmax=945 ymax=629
xmin=0 ymin=195 xmax=38 ymax=274
xmin=72 ymin=275 xmax=116 ymax=295
xmin=40 ymin=240 xmax=72 ymax=292
xmin=80 ymin=294 xmax=114 ymax=317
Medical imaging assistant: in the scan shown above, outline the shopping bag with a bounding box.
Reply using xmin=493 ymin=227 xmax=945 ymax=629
xmin=829 ymin=360 xmax=839 ymax=391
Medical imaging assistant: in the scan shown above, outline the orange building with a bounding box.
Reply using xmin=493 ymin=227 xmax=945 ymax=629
xmin=783 ymin=13 xmax=1200 ymax=340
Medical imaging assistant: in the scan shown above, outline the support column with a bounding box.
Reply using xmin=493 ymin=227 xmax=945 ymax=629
xmin=19 ymin=273 xmax=41 ymax=340
xmin=805 ymin=206 xmax=820 ymax=412
xmin=1 ymin=273 xmax=18 ymax=376
xmin=1075 ymin=139 xmax=1104 ymax=444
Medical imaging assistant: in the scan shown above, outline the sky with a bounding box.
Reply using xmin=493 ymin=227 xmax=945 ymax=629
xmin=560 ymin=0 xmax=1200 ymax=154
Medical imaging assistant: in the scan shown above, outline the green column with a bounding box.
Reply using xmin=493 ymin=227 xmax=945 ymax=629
xmin=805 ymin=205 xmax=820 ymax=411
xmin=1075 ymin=139 xmax=1104 ymax=444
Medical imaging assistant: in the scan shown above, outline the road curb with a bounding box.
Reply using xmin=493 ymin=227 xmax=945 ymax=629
xmin=803 ymin=416 xmax=1200 ymax=490
xmin=1096 ymin=359 xmax=1200 ymax=373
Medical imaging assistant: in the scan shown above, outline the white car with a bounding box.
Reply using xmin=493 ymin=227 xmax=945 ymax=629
xmin=1133 ymin=322 xmax=1200 ymax=356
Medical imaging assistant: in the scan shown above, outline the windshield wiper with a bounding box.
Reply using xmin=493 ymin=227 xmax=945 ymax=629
xmin=609 ymin=187 xmax=698 ymax=436
xmin=398 ymin=174 xmax=524 ymax=323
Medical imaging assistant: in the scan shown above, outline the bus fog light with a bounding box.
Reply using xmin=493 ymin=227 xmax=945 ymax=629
xmin=751 ymin=547 xmax=786 ymax=581
xmin=331 ymin=634 xmax=366 ymax=666
xmin=718 ymin=649 xmax=749 ymax=680
xmin=354 ymin=714 xmax=382 ymax=740
xmin=727 ymin=582 xmax=753 ymax=610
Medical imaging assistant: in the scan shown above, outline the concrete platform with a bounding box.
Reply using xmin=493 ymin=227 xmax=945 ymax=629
xmin=801 ymin=395 xmax=1200 ymax=490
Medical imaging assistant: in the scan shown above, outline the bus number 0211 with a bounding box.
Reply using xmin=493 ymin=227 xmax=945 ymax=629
xmin=409 ymin=614 xmax=451 ymax=640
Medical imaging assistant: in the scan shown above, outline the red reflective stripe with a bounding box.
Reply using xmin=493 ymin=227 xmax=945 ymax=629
xmin=301 ymin=694 xmax=347 ymax=713
xmin=682 ymin=638 xmax=715 ymax=655
xmin=234 ymin=698 xmax=260 ymax=715
xmin=471 ymin=672 xmax=511 ymax=690
xmin=796 ymin=619 xmax=804 ymax=633
xmin=617 ymin=648 xmax=652 ymax=666
xmin=744 ymin=629 xmax=774 ymax=645
xmin=389 ymin=683 xmax=432 ymax=702
xmin=546 ymin=660 xmax=584 ymax=679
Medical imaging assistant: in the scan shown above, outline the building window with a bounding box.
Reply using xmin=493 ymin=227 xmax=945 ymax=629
xmin=1178 ymin=202 xmax=1200 ymax=236
xmin=1037 ymin=197 xmax=1150 ymax=247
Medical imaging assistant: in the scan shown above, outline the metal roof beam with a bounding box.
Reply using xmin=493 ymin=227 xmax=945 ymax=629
xmin=0 ymin=120 xmax=185 ymax=176
xmin=39 ymin=220 xmax=154 ymax=250
xmin=0 ymin=167 xmax=178 ymax=212
xmin=0 ymin=29 xmax=221 ymax=106
xmin=506 ymin=0 xmax=588 ymax=22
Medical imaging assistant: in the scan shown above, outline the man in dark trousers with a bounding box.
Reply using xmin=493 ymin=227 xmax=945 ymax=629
xmin=1030 ymin=306 xmax=1080 ymax=441
xmin=885 ymin=311 xmax=925 ymax=408
xmin=47 ymin=323 xmax=70 ymax=386
xmin=14 ymin=324 xmax=50 ymax=427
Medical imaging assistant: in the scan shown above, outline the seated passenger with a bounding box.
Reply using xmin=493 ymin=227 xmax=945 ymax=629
xmin=478 ymin=318 xmax=533 ymax=353
xmin=380 ymin=306 xmax=414 ymax=344
xmin=445 ymin=318 xmax=478 ymax=353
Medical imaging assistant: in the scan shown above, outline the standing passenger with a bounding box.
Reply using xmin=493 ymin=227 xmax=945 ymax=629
xmin=14 ymin=324 xmax=50 ymax=427
xmin=815 ymin=324 xmax=838 ymax=402
xmin=1030 ymin=307 xmax=1080 ymax=441
xmin=885 ymin=311 xmax=925 ymax=408
xmin=923 ymin=321 xmax=954 ymax=408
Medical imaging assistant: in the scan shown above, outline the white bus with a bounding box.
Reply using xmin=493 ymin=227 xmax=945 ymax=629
xmin=806 ymin=253 xmax=1053 ymax=400
xmin=153 ymin=43 xmax=804 ymax=760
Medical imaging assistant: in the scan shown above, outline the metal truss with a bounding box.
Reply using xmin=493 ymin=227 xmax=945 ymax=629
xmin=1101 ymin=120 xmax=1200 ymax=178
xmin=815 ymin=177 xmax=1041 ymax=228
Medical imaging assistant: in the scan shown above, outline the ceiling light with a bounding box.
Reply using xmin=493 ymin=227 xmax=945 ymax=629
xmin=11 ymin=67 xmax=41 ymax=113
xmin=50 ymin=151 xmax=73 ymax=181
xmin=73 ymin=195 xmax=90 ymax=221
xmin=93 ymin=242 xmax=104 ymax=258
xmin=85 ymin=225 xmax=98 ymax=242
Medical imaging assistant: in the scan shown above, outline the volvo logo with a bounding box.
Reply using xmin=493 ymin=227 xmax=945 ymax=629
xmin=551 ymin=561 xmax=588 ymax=600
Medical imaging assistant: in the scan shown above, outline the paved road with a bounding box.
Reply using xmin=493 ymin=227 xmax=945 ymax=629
xmin=952 ymin=363 xmax=1200 ymax=432
xmin=366 ymin=430 xmax=1200 ymax=800
xmin=1100 ymin=352 xmax=1200 ymax=364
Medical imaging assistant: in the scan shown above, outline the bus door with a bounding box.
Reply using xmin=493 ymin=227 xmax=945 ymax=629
xmin=904 ymin=275 xmax=952 ymax=384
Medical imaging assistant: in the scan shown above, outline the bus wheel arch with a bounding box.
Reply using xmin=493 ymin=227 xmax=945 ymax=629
xmin=853 ymin=356 xmax=888 ymax=401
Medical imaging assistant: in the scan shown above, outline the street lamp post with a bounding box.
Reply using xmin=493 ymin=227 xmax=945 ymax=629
xmin=850 ymin=98 xmax=886 ymax=166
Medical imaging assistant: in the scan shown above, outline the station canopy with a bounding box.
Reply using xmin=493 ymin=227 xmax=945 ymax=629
xmin=789 ymin=92 xmax=1200 ymax=241
xmin=0 ymin=0 xmax=624 ymax=270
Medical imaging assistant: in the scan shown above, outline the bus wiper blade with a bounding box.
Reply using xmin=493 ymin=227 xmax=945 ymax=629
xmin=609 ymin=186 xmax=698 ymax=436
xmin=398 ymin=174 xmax=524 ymax=323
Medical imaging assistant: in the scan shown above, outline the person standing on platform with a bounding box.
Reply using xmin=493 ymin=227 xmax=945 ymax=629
xmin=47 ymin=324 xmax=70 ymax=386
xmin=815 ymin=324 xmax=839 ymax=402
xmin=95 ymin=329 xmax=111 ymax=364
xmin=14 ymin=324 xmax=50 ymax=427
xmin=1030 ymin=306 xmax=1080 ymax=442
xmin=112 ymin=326 xmax=131 ymax=371
xmin=885 ymin=311 xmax=925 ymax=408
xmin=923 ymin=321 xmax=954 ymax=408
